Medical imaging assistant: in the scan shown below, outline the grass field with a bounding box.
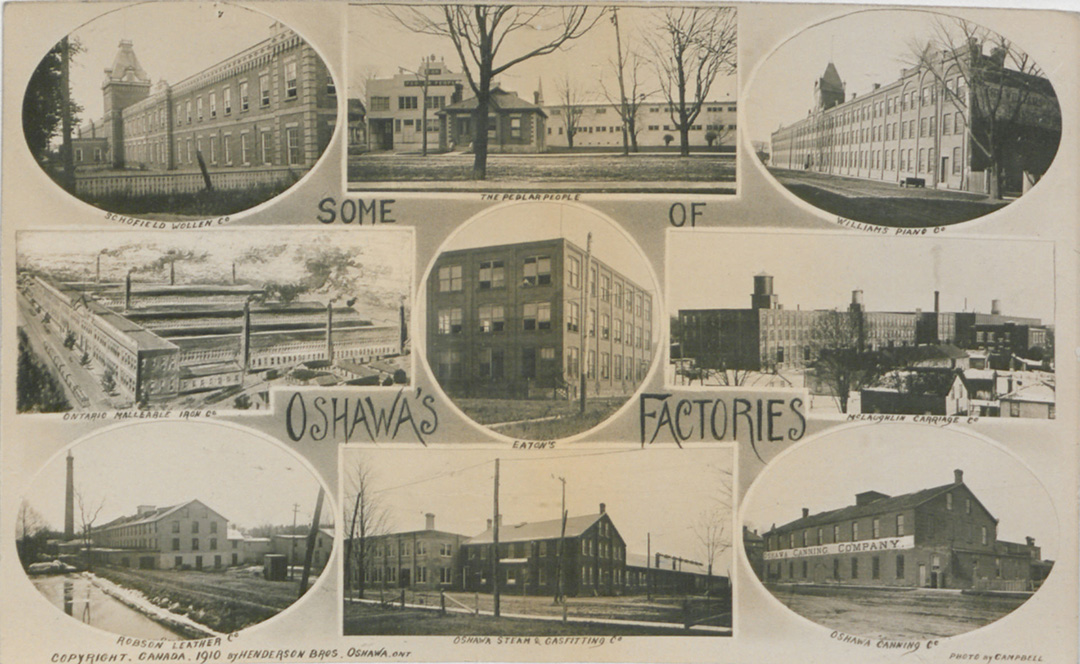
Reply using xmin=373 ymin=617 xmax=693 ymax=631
xmin=79 ymin=182 xmax=297 ymax=220
xmin=96 ymin=566 xmax=313 ymax=634
xmin=343 ymin=591 xmax=730 ymax=636
xmin=348 ymin=153 xmax=735 ymax=186
xmin=455 ymin=397 xmax=629 ymax=439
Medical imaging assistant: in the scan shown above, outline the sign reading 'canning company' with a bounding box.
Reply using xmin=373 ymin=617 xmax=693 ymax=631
xmin=763 ymin=535 xmax=915 ymax=560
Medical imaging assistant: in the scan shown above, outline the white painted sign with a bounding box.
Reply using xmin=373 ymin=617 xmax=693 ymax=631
xmin=763 ymin=535 xmax=915 ymax=560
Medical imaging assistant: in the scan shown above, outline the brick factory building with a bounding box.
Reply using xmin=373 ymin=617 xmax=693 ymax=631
xmin=759 ymin=470 xmax=1052 ymax=591
xmin=88 ymin=499 xmax=229 ymax=570
xmin=427 ymin=238 xmax=654 ymax=400
xmin=72 ymin=22 xmax=336 ymax=183
xmin=770 ymin=38 xmax=1060 ymax=197
xmin=349 ymin=506 xmax=726 ymax=598
xmin=677 ymin=274 xmax=1049 ymax=373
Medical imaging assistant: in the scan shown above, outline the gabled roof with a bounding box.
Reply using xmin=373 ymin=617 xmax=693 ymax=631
xmin=441 ymin=86 xmax=546 ymax=115
xmin=818 ymin=62 xmax=844 ymax=91
xmin=95 ymin=499 xmax=227 ymax=531
xmin=766 ymin=482 xmax=964 ymax=536
xmin=1000 ymin=382 xmax=1055 ymax=404
xmin=466 ymin=513 xmax=604 ymax=545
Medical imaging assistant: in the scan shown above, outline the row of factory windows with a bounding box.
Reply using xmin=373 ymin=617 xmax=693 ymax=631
xmin=438 ymin=303 xmax=651 ymax=349
xmin=785 ymin=111 xmax=967 ymax=149
xmin=434 ymin=347 xmax=649 ymax=384
xmin=373 ymin=541 xmax=455 ymax=558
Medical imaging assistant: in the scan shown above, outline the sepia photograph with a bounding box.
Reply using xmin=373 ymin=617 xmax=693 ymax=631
xmin=668 ymin=231 xmax=1055 ymax=418
xmin=424 ymin=203 xmax=658 ymax=440
xmin=347 ymin=4 xmax=737 ymax=193
xmin=22 ymin=3 xmax=338 ymax=220
xmin=17 ymin=421 xmax=334 ymax=640
xmin=742 ymin=425 xmax=1056 ymax=639
xmin=342 ymin=446 xmax=733 ymax=636
xmin=747 ymin=9 xmax=1061 ymax=227
xmin=16 ymin=228 xmax=412 ymax=413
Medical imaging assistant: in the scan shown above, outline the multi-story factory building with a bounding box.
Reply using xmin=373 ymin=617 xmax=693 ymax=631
xmin=90 ymin=499 xmax=229 ymax=570
xmin=460 ymin=504 xmax=628 ymax=597
xmin=677 ymin=274 xmax=1049 ymax=372
xmin=20 ymin=269 xmax=403 ymax=406
xmin=357 ymin=514 xmax=469 ymax=592
xmin=760 ymin=470 xmax=1052 ymax=591
xmin=73 ymin=23 xmax=336 ymax=176
xmin=427 ymin=238 xmax=654 ymax=399
xmin=363 ymin=57 xmax=467 ymax=151
xmin=770 ymin=38 xmax=1060 ymax=197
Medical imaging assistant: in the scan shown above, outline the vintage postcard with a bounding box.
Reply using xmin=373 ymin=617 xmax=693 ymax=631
xmin=1 ymin=2 xmax=1076 ymax=664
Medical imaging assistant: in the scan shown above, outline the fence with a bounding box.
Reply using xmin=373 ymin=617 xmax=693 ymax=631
xmin=74 ymin=167 xmax=305 ymax=198
xmin=972 ymin=578 xmax=1033 ymax=592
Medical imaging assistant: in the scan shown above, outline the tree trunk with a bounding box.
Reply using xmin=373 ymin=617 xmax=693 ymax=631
xmin=472 ymin=99 xmax=490 ymax=180
xmin=567 ymin=131 xmax=575 ymax=150
xmin=680 ymin=126 xmax=691 ymax=157
xmin=988 ymin=161 xmax=1001 ymax=200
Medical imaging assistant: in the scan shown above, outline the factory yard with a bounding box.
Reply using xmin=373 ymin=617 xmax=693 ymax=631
xmin=349 ymin=152 xmax=735 ymax=193
xmin=95 ymin=566 xmax=318 ymax=635
xmin=765 ymin=584 xmax=1029 ymax=639
xmin=769 ymin=168 xmax=1009 ymax=227
xmin=344 ymin=590 xmax=730 ymax=636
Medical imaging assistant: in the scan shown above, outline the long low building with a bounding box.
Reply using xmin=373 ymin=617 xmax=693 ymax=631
xmin=759 ymin=470 xmax=1052 ymax=591
xmin=20 ymin=271 xmax=403 ymax=406
xmin=351 ymin=505 xmax=728 ymax=598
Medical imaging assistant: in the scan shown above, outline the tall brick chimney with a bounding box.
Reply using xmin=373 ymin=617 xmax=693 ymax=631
xmin=124 ymin=271 xmax=132 ymax=311
xmin=325 ymin=301 xmax=334 ymax=362
xmin=240 ymin=299 xmax=251 ymax=372
xmin=954 ymin=469 xmax=964 ymax=484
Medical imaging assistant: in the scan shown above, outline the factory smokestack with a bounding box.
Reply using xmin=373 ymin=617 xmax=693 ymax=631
xmin=64 ymin=451 xmax=74 ymax=540
xmin=170 ymin=260 xmax=175 ymax=285
xmin=400 ymin=298 xmax=408 ymax=353
xmin=125 ymin=271 xmax=132 ymax=311
xmin=934 ymin=290 xmax=940 ymax=314
xmin=96 ymin=254 xmax=101 ymax=283
xmin=240 ymin=299 xmax=251 ymax=372
xmin=326 ymin=302 xmax=334 ymax=362
xmin=232 ymin=262 xmax=237 ymax=285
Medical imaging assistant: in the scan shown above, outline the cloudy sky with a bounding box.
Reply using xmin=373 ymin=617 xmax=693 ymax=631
xmin=742 ymin=425 xmax=1058 ymax=560
xmin=343 ymin=446 xmax=736 ymax=575
xmin=348 ymin=6 xmax=737 ymax=106
xmin=667 ymin=231 xmax=1055 ymax=323
xmin=61 ymin=3 xmax=283 ymax=126
xmin=24 ymin=421 xmax=331 ymax=533
xmin=745 ymin=9 xmax=1045 ymax=145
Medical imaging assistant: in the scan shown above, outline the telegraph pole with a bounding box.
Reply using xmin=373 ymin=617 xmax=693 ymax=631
xmin=647 ymin=532 xmax=652 ymax=601
xmin=554 ymin=476 xmax=567 ymax=604
xmin=579 ymin=233 xmax=592 ymax=414
xmin=492 ymin=458 xmax=501 ymax=617
xmin=290 ymin=503 xmax=299 ymax=580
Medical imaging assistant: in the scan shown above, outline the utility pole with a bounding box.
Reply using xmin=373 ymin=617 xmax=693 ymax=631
xmin=579 ymin=232 xmax=592 ymax=414
xmin=290 ymin=503 xmax=299 ymax=580
xmin=299 ymin=488 xmax=325 ymax=598
xmin=402 ymin=56 xmax=435 ymax=157
xmin=554 ymin=476 xmax=567 ymax=604
xmin=59 ymin=36 xmax=75 ymax=192
xmin=492 ymin=458 xmax=501 ymax=617
xmin=647 ymin=532 xmax=652 ymax=601
xmin=611 ymin=8 xmax=630 ymax=156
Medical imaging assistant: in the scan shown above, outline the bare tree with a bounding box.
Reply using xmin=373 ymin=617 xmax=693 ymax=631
xmin=644 ymin=7 xmax=737 ymax=156
xmin=905 ymin=17 xmax=1059 ymax=199
xmin=76 ymin=489 xmax=105 ymax=571
xmin=694 ymin=506 xmax=730 ymax=593
xmin=599 ymin=8 xmax=653 ymax=155
xmin=556 ymin=74 xmax=586 ymax=150
xmin=808 ymin=310 xmax=897 ymax=414
xmin=16 ymin=501 xmax=50 ymax=569
xmin=383 ymin=5 xmax=604 ymax=178
xmin=343 ymin=454 xmax=388 ymax=599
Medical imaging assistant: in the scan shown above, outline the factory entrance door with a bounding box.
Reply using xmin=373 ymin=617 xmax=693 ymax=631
xmin=918 ymin=563 xmax=927 ymax=587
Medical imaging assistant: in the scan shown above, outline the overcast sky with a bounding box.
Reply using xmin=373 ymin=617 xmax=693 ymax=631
xmin=343 ymin=446 xmax=735 ymax=575
xmin=741 ymin=425 xmax=1058 ymax=560
xmin=24 ymin=421 xmax=330 ymax=533
xmin=745 ymin=9 xmax=1042 ymax=145
xmin=441 ymin=202 xmax=655 ymax=292
xmin=18 ymin=228 xmax=411 ymax=320
xmin=667 ymin=231 xmax=1055 ymax=323
xmin=61 ymin=3 xmax=283 ymax=126
xmin=348 ymin=5 xmax=737 ymax=106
